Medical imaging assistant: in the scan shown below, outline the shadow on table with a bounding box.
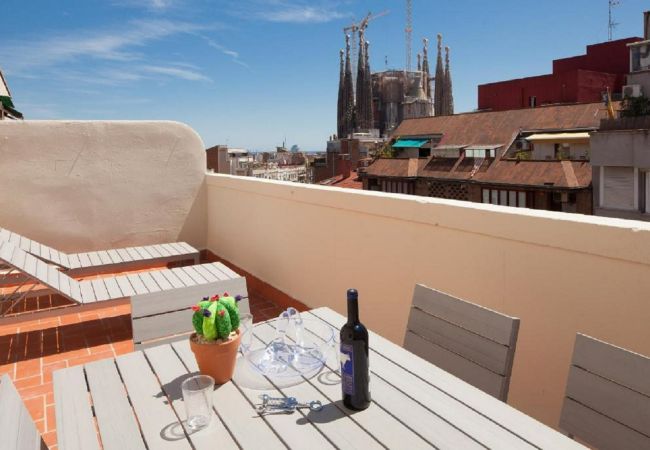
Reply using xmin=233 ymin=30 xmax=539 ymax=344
xmin=295 ymin=399 xmax=360 ymax=425
xmin=154 ymin=371 xmax=201 ymax=404
xmin=160 ymin=421 xmax=187 ymax=442
xmin=317 ymin=370 xmax=341 ymax=386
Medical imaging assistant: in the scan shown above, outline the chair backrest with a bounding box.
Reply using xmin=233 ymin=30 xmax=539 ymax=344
xmin=559 ymin=333 xmax=650 ymax=449
xmin=0 ymin=226 xmax=68 ymax=269
xmin=404 ymin=284 xmax=520 ymax=401
xmin=0 ymin=240 xmax=82 ymax=303
xmin=0 ymin=374 xmax=46 ymax=450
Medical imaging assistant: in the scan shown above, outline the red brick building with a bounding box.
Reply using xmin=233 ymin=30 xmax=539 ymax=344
xmin=478 ymin=38 xmax=641 ymax=111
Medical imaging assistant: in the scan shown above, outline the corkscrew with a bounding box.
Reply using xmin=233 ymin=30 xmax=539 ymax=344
xmin=257 ymin=394 xmax=323 ymax=414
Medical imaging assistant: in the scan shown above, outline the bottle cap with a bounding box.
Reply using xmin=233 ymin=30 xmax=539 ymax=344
xmin=347 ymin=288 xmax=358 ymax=300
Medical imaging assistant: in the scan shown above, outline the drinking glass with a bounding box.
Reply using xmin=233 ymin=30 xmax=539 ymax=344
xmin=239 ymin=313 xmax=254 ymax=355
xmin=181 ymin=375 xmax=214 ymax=431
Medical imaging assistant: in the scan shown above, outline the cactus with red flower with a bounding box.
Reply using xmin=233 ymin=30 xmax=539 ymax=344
xmin=191 ymin=293 xmax=241 ymax=341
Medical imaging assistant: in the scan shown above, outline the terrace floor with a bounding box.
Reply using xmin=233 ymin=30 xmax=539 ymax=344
xmin=0 ymin=250 xmax=305 ymax=449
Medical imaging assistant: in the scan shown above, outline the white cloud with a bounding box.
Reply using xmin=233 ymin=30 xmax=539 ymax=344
xmin=0 ymin=19 xmax=217 ymax=86
xmin=246 ymin=0 xmax=350 ymax=24
xmin=264 ymin=6 xmax=347 ymax=23
xmin=111 ymin=0 xmax=178 ymax=12
xmin=203 ymin=37 xmax=249 ymax=68
xmin=0 ymin=19 xmax=207 ymax=73
xmin=141 ymin=65 xmax=212 ymax=81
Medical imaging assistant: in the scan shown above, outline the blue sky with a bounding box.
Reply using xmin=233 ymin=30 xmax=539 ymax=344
xmin=1 ymin=0 xmax=648 ymax=150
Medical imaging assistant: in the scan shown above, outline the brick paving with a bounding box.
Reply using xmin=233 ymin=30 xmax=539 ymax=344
xmin=0 ymin=258 xmax=305 ymax=449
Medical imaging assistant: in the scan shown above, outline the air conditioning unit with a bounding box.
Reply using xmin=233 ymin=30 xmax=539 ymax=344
xmin=515 ymin=139 xmax=530 ymax=151
xmin=623 ymin=84 xmax=643 ymax=98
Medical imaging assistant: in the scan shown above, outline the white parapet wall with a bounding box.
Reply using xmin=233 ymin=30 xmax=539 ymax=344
xmin=206 ymin=173 xmax=650 ymax=429
xmin=0 ymin=120 xmax=207 ymax=251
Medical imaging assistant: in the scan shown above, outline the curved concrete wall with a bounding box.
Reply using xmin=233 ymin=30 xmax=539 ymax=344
xmin=206 ymin=173 xmax=650 ymax=429
xmin=0 ymin=121 xmax=206 ymax=251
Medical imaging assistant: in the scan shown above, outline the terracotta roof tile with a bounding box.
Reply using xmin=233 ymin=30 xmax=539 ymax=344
xmin=365 ymin=158 xmax=426 ymax=178
xmin=334 ymin=176 xmax=363 ymax=189
xmin=394 ymin=102 xmax=612 ymax=147
xmin=472 ymin=160 xmax=592 ymax=188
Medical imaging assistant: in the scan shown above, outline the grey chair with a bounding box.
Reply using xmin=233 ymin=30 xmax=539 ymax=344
xmin=0 ymin=374 xmax=47 ymax=450
xmin=404 ymin=284 xmax=520 ymax=401
xmin=559 ymin=333 xmax=650 ymax=449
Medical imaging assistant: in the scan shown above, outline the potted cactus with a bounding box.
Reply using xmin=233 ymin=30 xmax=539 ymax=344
xmin=189 ymin=293 xmax=242 ymax=384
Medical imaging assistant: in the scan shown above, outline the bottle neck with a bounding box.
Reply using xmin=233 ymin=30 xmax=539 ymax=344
xmin=347 ymin=297 xmax=359 ymax=324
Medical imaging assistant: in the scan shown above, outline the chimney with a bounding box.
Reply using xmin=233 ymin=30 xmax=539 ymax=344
xmin=645 ymin=11 xmax=650 ymax=40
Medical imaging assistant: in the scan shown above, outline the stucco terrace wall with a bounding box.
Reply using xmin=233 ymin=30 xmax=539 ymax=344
xmin=206 ymin=173 xmax=650 ymax=430
xmin=0 ymin=120 xmax=207 ymax=251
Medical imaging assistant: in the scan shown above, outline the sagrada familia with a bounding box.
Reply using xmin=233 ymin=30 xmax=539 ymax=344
xmin=337 ymin=33 xmax=454 ymax=139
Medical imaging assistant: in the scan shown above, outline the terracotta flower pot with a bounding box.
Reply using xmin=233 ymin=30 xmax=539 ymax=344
xmin=189 ymin=330 xmax=241 ymax=384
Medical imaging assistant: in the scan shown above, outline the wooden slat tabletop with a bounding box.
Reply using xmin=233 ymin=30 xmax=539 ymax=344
xmin=53 ymin=307 xmax=585 ymax=450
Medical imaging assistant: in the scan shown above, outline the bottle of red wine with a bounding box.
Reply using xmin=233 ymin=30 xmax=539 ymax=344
xmin=340 ymin=288 xmax=371 ymax=410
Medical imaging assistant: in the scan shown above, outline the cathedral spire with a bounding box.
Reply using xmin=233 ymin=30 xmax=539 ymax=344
xmin=342 ymin=34 xmax=355 ymax=138
xmin=433 ymin=34 xmax=444 ymax=116
xmin=336 ymin=49 xmax=345 ymax=138
xmin=355 ymin=29 xmax=374 ymax=131
xmin=417 ymin=53 xmax=421 ymax=71
xmin=355 ymin=28 xmax=367 ymax=130
xmin=421 ymin=38 xmax=431 ymax=99
xmin=362 ymin=40 xmax=373 ymax=129
xmin=444 ymin=46 xmax=454 ymax=116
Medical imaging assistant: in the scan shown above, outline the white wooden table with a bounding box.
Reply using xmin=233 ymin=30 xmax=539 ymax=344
xmin=53 ymin=307 xmax=585 ymax=449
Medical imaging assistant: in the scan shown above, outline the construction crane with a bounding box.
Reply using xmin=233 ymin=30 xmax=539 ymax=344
xmin=343 ymin=10 xmax=389 ymax=92
xmin=608 ymin=0 xmax=620 ymax=41
xmin=405 ymin=0 xmax=412 ymax=71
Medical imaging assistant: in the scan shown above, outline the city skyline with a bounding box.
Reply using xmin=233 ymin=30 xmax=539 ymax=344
xmin=1 ymin=0 xmax=648 ymax=150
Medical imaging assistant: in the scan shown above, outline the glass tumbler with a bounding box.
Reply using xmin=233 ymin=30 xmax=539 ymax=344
xmin=181 ymin=375 xmax=214 ymax=431
xmin=239 ymin=313 xmax=254 ymax=355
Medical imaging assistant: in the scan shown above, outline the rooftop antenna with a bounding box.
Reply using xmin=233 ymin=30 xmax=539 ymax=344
xmin=608 ymin=0 xmax=620 ymax=41
xmin=405 ymin=0 xmax=413 ymax=71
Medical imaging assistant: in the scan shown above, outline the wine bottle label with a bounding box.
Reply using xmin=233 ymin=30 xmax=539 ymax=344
xmin=340 ymin=343 xmax=354 ymax=395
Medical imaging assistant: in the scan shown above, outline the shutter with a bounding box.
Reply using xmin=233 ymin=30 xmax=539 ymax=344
xmin=603 ymin=167 xmax=635 ymax=210
xmin=508 ymin=191 xmax=517 ymax=206
xmin=646 ymin=172 xmax=650 ymax=213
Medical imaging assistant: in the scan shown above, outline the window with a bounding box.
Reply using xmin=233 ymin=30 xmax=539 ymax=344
xmin=518 ymin=192 xmax=526 ymax=208
xmin=499 ymin=190 xmax=508 ymax=206
xmin=466 ymin=148 xmax=496 ymax=158
xmin=482 ymin=188 xmax=527 ymax=208
xmin=508 ymin=191 xmax=517 ymax=207
xmin=601 ymin=166 xmax=636 ymax=210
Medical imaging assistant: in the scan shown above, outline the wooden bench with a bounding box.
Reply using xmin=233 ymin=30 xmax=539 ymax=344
xmin=0 ymin=374 xmax=46 ymax=450
xmin=130 ymin=263 xmax=250 ymax=349
xmin=404 ymin=284 xmax=520 ymax=401
xmin=559 ymin=333 xmax=650 ymax=449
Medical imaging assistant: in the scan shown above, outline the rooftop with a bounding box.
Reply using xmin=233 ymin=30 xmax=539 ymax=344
xmin=394 ymin=101 xmax=611 ymax=144
xmin=1 ymin=119 xmax=649 ymax=448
